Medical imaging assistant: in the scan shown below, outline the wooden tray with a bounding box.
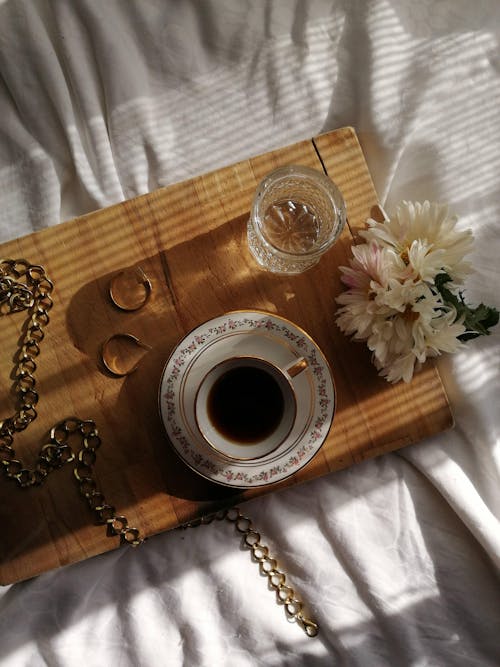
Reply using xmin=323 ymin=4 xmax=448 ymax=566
xmin=0 ymin=127 xmax=453 ymax=584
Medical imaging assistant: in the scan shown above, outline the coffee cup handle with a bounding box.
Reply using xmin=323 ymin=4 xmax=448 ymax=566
xmin=282 ymin=357 xmax=308 ymax=379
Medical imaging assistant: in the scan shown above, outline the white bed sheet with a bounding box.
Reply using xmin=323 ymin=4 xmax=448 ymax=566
xmin=0 ymin=2 xmax=499 ymax=665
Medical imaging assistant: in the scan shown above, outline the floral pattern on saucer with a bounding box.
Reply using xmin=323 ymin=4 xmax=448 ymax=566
xmin=159 ymin=311 xmax=335 ymax=487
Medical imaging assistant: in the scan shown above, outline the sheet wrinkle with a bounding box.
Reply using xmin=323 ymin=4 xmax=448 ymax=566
xmin=48 ymin=5 xmax=125 ymax=204
xmin=319 ymin=512 xmax=391 ymax=626
xmin=290 ymin=0 xmax=311 ymax=46
xmin=0 ymin=56 xmax=68 ymax=186
xmin=399 ymin=446 xmax=500 ymax=570
xmin=72 ymin=10 xmax=124 ymax=199
xmin=8 ymin=10 xmax=80 ymax=169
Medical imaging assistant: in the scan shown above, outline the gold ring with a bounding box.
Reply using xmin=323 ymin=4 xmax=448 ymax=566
xmin=109 ymin=267 xmax=152 ymax=311
xmin=100 ymin=333 xmax=152 ymax=377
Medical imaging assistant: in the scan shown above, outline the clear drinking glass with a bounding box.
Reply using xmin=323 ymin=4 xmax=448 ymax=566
xmin=247 ymin=165 xmax=346 ymax=274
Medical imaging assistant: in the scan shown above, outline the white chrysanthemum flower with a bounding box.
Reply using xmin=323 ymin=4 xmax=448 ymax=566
xmin=375 ymin=277 xmax=433 ymax=312
xmin=422 ymin=309 xmax=466 ymax=356
xmin=407 ymin=239 xmax=446 ymax=282
xmin=338 ymin=241 xmax=404 ymax=291
xmin=374 ymin=352 xmax=417 ymax=384
xmin=360 ymin=200 xmax=474 ymax=283
xmin=336 ymin=242 xmax=402 ymax=339
xmin=334 ymin=201 xmax=496 ymax=384
xmin=367 ymin=302 xmax=465 ymax=383
xmin=337 ymin=256 xmax=466 ymax=382
xmin=336 ymin=296 xmax=385 ymax=340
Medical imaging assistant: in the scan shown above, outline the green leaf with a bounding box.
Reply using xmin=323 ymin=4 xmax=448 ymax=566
xmin=434 ymin=272 xmax=499 ymax=341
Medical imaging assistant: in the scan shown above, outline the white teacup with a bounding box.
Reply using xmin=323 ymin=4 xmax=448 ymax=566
xmin=194 ymin=355 xmax=308 ymax=460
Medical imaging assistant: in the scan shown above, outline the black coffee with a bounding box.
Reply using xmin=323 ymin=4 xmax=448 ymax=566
xmin=207 ymin=365 xmax=285 ymax=444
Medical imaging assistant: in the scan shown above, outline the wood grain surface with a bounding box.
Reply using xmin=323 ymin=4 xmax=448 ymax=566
xmin=0 ymin=127 xmax=453 ymax=584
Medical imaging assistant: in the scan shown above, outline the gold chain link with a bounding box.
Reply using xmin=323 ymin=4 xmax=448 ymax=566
xmin=0 ymin=258 xmax=143 ymax=546
xmin=1 ymin=258 xmax=318 ymax=637
xmin=180 ymin=508 xmax=319 ymax=636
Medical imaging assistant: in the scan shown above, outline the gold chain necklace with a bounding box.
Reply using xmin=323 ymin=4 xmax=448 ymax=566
xmin=0 ymin=258 xmax=143 ymax=545
xmin=0 ymin=257 xmax=318 ymax=636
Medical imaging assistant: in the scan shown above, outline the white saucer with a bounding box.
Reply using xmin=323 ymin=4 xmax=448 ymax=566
xmin=158 ymin=310 xmax=335 ymax=487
